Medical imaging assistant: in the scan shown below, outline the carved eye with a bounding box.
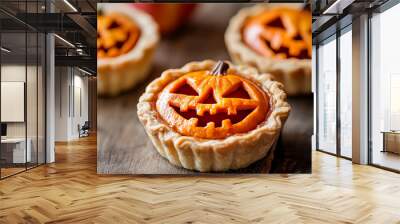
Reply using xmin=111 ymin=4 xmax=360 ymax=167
xmin=173 ymin=82 xmax=198 ymax=96
xmin=265 ymin=17 xmax=284 ymax=28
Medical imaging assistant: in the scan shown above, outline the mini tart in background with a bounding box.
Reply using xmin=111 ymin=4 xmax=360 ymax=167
xmin=225 ymin=4 xmax=312 ymax=96
xmin=97 ymin=4 xmax=159 ymax=96
xmin=137 ymin=60 xmax=290 ymax=172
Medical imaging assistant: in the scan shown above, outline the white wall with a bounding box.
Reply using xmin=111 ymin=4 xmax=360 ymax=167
xmin=72 ymin=73 xmax=89 ymax=138
xmin=55 ymin=66 xmax=69 ymax=141
xmin=54 ymin=67 xmax=89 ymax=141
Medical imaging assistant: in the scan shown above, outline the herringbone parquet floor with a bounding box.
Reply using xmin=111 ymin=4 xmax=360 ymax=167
xmin=1 ymin=135 xmax=400 ymax=224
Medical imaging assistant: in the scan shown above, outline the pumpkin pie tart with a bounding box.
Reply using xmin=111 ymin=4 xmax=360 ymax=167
xmin=97 ymin=4 xmax=159 ymax=96
xmin=137 ymin=60 xmax=290 ymax=172
xmin=225 ymin=4 xmax=311 ymax=95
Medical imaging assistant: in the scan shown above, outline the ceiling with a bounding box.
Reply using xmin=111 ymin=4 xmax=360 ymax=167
xmin=312 ymin=0 xmax=390 ymax=44
xmin=0 ymin=0 xmax=97 ymax=74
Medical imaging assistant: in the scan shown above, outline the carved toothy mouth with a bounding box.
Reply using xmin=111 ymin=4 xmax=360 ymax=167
xmin=171 ymin=105 xmax=254 ymax=127
xmin=263 ymin=38 xmax=310 ymax=59
xmin=169 ymin=79 xmax=258 ymax=128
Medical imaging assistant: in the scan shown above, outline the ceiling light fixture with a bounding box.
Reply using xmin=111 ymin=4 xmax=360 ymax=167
xmin=63 ymin=0 xmax=78 ymax=12
xmin=323 ymin=0 xmax=341 ymax=14
xmin=1 ymin=47 xmax=11 ymax=53
xmin=78 ymin=67 xmax=93 ymax=76
xmin=322 ymin=0 xmax=355 ymax=15
xmin=54 ymin=34 xmax=75 ymax=48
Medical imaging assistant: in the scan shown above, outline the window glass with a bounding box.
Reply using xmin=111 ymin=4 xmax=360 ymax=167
xmin=0 ymin=0 xmax=46 ymax=178
xmin=339 ymin=29 xmax=352 ymax=158
xmin=371 ymin=3 xmax=400 ymax=171
xmin=317 ymin=37 xmax=337 ymax=154
xmin=1 ymin=31 xmax=27 ymax=177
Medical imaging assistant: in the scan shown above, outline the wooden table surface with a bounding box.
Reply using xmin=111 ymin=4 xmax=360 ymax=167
xmin=97 ymin=3 xmax=312 ymax=174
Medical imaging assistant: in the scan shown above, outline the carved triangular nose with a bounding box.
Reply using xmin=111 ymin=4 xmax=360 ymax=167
xmin=202 ymin=91 xmax=217 ymax=104
xmin=293 ymin=33 xmax=303 ymax=41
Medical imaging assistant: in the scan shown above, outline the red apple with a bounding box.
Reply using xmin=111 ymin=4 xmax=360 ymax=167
xmin=133 ymin=4 xmax=197 ymax=35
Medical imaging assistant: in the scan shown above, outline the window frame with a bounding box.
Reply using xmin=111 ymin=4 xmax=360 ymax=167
xmin=315 ymin=21 xmax=353 ymax=161
xmin=367 ymin=0 xmax=400 ymax=173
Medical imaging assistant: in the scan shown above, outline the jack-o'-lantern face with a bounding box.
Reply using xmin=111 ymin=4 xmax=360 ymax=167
xmin=156 ymin=61 xmax=270 ymax=139
xmin=242 ymin=7 xmax=311 ymax=59
xmin=97 ymin=11 xmax=140 ymax=59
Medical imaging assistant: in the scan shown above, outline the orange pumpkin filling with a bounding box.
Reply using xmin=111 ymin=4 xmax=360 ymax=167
xmin=97 ymin=12 xmax=140 ymax=59
xmin=156 ymin=61 xmax=270 ymax=139
xmin=242 ymin=7 xmax=311 ymax=59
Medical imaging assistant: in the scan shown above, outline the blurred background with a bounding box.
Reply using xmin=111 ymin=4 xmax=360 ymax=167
xmin=97 ymin=3 xmax=312 ymax=174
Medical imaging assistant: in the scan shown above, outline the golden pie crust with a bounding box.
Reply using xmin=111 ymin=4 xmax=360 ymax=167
xmin=225 ymin=4 xmax=311 ymax=96
xmin=137 ymin=60 xmax=290 ymax=172
xmin=97 ymin=4 xmax=159 ymax=96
